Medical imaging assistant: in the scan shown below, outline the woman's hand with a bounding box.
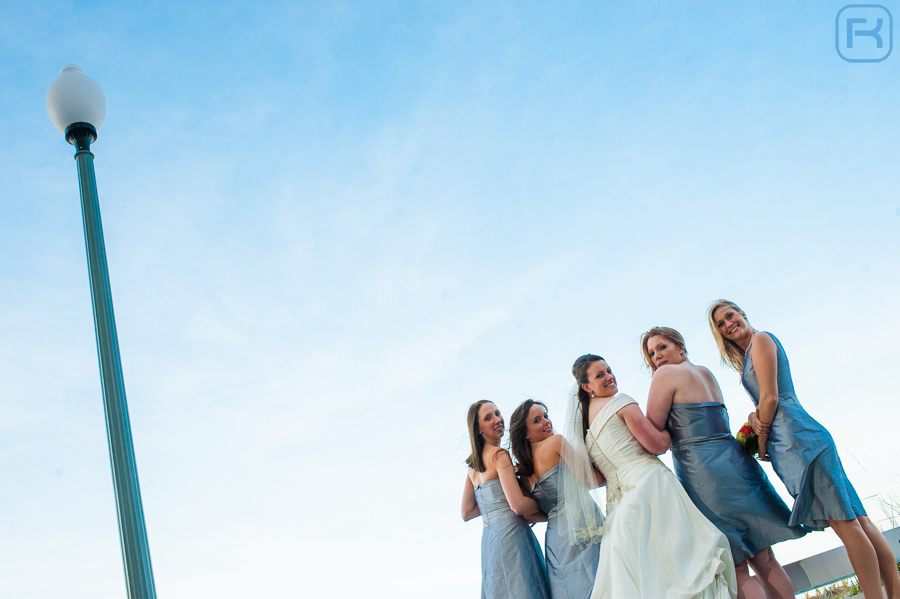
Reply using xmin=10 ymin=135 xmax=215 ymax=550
xmin=757 ymin=435 xmax=770 ymax=462
xmin=748 ymin=411 xmax=761 ymax=435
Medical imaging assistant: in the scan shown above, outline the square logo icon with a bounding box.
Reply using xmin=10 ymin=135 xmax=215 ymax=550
xmin=836 ymin=4 xmax=893 ymax=62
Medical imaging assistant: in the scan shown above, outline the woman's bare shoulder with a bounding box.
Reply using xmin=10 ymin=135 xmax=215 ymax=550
xmin=487 ymin=446 xmax=511 ymax=465
xmin=750 ymin=331 xmax=777 ymax=356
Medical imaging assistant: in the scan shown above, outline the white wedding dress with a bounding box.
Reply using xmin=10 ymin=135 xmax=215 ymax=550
xmin=586 ymin=394 xmax=736 ymax=599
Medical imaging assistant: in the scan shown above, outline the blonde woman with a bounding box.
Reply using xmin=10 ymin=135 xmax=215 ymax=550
xmin=709 ymin=300 xmax=900 ymax=599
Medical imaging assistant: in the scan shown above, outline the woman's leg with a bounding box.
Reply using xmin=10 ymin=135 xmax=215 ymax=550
xmin=735 ymin=558 xmax=767 ymax=599
xmin=858 ymin=515 xmax=900 ymax=599
xmin=746 ymin=547 xmax=794 ymax=599
xmin=828 ymin=518 xmax=883 ymax=599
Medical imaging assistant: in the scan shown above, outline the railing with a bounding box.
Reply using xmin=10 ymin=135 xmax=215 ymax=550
xmin=775 ymin=525 xmax=900 ymax=596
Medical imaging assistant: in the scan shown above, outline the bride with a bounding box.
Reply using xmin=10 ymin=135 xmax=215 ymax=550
xmin=565 ymin=354 xmax=737 ymax=599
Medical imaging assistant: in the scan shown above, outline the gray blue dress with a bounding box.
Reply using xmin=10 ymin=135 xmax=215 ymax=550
xmin=474 ymin=478 xmax=551 ymax=599
xmin=530 ymin=465 xmax=601 ymax=599
xmin=666 ymin=402 xmax=806 ymax=562
xmin=742 ymin=332 xmax=866 ymax=530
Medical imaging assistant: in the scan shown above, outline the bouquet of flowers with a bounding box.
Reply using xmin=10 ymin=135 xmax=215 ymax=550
xmin=735 ymin=422 xmax=759 ymax=457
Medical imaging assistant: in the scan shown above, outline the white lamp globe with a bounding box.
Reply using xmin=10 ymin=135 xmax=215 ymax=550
xmin=46 ymin=65 xmax=107 ymax=133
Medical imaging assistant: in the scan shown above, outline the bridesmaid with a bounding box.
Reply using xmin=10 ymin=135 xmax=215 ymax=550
xmin=461 ymin=400 xmax=551 ymax=599
xmin=709 ymin=300 xmax=900 ymax=599
xmin=509 ymin=399 xmax=602 ymax=599
xmin=641 ymin=327 xmax=804 ymax=599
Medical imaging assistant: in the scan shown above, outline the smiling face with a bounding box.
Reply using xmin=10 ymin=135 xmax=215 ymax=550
xmin=712 ymin=304 xmax=752 ymax=343
xmin=477 ymin=402 xmax=504 ymax=445
xmin=581 ymin=359 xmax=618 ymax=398
xmin=524 ymin=403 xmax=553 ymax=443
xmin=646 ymin=334 xmax=686 ymax=370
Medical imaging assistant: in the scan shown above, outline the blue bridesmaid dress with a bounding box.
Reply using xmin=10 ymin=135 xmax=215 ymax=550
xmin=666 ymin=402 xmax=806 ymax=562
xmin=742 ymin=332 xmax=866 ymax=529
xmin=531 ymin=465 xmax=601 ymax=599
xmin=474 ymin=478 xmax=551 ymax=599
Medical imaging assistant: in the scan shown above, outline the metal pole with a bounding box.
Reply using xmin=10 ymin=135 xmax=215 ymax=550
xmin=68 ymin=124 xmax=157 ymax=599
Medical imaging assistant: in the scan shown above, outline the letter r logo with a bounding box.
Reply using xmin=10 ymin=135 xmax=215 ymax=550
xmin=837 ymin=5 xmax=893 ymax=62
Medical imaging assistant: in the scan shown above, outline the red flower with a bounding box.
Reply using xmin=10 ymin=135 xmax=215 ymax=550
xmin=735 ymin=422 xmax=759 ymax=457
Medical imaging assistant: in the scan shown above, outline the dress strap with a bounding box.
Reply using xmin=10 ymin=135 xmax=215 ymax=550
xmin=588 ymin=394 xmax=637 ymax=435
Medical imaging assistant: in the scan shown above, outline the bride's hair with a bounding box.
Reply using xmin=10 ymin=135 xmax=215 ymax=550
xmin=509 ymin=399 xmax=548 ymax=479
xmin=640 ymin=327 xmax=686 ymax=372
xmin=465 ymin=400 xmax=492 ymax=472
xmin=572 ymin=354 xmax=604 ymax=439
xmin=707 ymin=299 xmax=751 ymax=372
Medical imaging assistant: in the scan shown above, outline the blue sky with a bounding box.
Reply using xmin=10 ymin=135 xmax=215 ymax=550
xmin=2 ymin=1 xmax=900 ymax=597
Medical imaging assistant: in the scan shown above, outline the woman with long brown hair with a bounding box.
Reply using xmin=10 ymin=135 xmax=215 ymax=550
xmin=709 ymin=300 xmax=900 ymax=599
xmin=568 ymin=354 xmax=736 ymax=599
xmin=509 ymin=399 xmax=601 ymax=599
xmin=461 ymin=399 xmax=550 ymax=599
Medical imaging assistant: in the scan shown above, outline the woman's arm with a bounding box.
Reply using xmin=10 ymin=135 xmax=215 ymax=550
xmin=748 ymin=332 xmax=780 ymax=460
xmin=645 ymin=369 xmax=676 ymax=431
xmin=494 ymin=450 xmax=541 ymax=515
xmin=619 ymin=403 xmax=671 ymax=455
xmin=593 ymin=467 xmax=606 ymax=487
xmin=522 ymin=511 xmax=549 ymax=524
xmin=461 ymin=471 xmax=481 ymax=521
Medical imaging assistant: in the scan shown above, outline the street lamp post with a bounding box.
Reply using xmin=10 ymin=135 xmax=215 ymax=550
xmin=46 ymin=65 xmax=158 ymax=599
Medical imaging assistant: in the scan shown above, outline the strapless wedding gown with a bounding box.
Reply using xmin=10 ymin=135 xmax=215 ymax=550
xmin=586 ymin=394 xmax=736 ymax=599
